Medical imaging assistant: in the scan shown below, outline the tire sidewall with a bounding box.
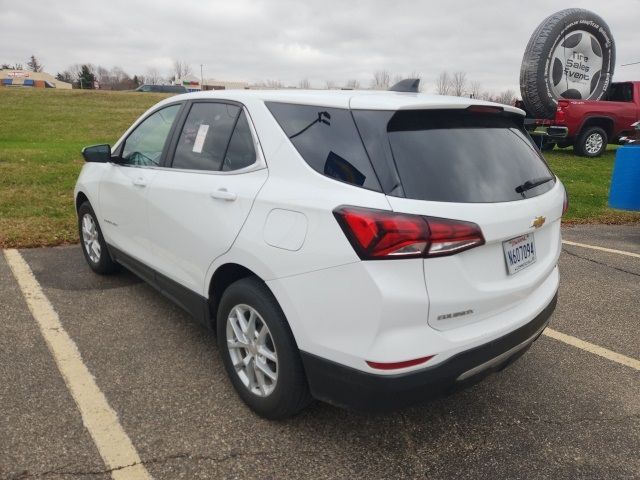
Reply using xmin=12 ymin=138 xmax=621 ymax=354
xmin=217 ymin=278 xmax=307 ymax=418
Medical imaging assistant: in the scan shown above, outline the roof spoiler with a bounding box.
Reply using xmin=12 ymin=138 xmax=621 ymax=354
xmin=389 ymin=78 xmax=420 ymax=93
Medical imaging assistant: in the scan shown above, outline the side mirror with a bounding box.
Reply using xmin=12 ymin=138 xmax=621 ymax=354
xmin=82 ymin=144 xmax=111 ymax=163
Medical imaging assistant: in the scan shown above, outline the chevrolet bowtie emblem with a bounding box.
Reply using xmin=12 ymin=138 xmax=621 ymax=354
xmin=531 ymin=216 xmax=546 ymax=229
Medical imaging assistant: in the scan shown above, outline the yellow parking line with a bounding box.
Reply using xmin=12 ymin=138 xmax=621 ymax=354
xmin=3 ymin=249 xmax=152 ymax=480
xmin=562 ymin=240 xmax=640 ymax=259
xmin=543 ymin=328 xmax=640 ymax=371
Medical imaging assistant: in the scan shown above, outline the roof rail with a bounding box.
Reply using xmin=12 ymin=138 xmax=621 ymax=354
xmin=389 ymin=78 xmax=420 ymax=93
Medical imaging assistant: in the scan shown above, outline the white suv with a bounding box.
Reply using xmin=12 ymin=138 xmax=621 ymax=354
xmin=75 ymin=88 xmax=564 ymax=419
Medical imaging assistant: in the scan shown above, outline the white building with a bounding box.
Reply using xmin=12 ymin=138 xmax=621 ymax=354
xmin=0 ymin=69 xmax=72 ymax=89
xmin=173 ymin=76 xmax=249 ymax=92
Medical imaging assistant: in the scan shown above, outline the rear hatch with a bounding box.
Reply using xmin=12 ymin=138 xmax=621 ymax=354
xmin=353 ymin=107 xmax=564 ymax=331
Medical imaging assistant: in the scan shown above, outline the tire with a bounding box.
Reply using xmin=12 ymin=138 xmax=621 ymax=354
xmin=217 ymin=277 xmax=312 ymax=419
xmin=520 ymin=8 xmax=615 ymax=118
xmin=574 ymin=126 xmax=607 ymax=157
xmin=77 ymin=201 xmax=119 ymax=274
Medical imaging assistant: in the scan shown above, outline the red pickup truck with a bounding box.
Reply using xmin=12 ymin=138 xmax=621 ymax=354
xmin=521 ymin=81 xmax=640 ymax=157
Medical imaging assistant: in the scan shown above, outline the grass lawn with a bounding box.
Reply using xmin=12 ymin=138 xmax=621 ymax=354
xmin=545 ymin=146 xmax=640 ymax=224
xmin=0 ymin=88 xmax=169 ymax=248
xmin=1 ymin=88 xmax=639 ymax=248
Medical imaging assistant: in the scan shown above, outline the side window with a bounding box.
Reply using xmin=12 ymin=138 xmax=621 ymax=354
xmin=172 ymin=103 xmax=240 ymax=171
xmin=222 ymin=111 xmax=257 ymax=171
xmin=266 ymin=102 xmax=381 ymax=191
xmin=121 ymin=104 xmax=181 ymax=166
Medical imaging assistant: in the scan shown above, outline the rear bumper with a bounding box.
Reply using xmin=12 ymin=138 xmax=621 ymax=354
xmin=526 ymin=124 xmax=569 ymax=144
xmin=300 ymin=292 xmax=557 ymax=412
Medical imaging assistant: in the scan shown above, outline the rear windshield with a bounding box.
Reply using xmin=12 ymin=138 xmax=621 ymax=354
xmin=353 ymin=109 xmax=555 ymax=203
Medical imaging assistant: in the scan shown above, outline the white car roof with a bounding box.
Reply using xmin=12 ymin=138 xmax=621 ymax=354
xmin=166 ymin=89 xmax=525 ymax=116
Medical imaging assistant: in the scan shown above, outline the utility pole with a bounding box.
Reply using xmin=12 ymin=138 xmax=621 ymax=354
xmin=200 ymin=64 xmax=204 ymax=91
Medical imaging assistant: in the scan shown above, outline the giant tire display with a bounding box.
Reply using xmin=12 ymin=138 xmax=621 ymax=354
xmin=520 ymin=8 xmax=615 ymax=119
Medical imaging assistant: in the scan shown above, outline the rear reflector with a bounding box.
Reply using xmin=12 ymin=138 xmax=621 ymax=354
xmin=562 ymin=186 xmax=569 ymax=216
xmin=333 ymin=206 xmax=485 ymax=260
xmin=367 ymin=355 xmax=434 ymax=370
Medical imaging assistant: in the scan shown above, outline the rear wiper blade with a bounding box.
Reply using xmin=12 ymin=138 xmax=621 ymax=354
xmin=515 ymin=176 xmax=554 ymax=194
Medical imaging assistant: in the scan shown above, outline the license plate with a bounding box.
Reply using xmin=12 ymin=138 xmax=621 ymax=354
xmin=502 ymin=233 xmax=536 ymax=275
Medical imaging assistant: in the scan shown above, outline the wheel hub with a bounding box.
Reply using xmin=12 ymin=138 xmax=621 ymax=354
xmin=226 ymin=304 xmax=278 ymax=397
xmin=585 ymin=132 xmax=603 ymax=154
xmin=81 ymin=213 xmax=101 ymax=263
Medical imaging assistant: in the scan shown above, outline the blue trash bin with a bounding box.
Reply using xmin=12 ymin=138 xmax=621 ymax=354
xmin=609 ymin=145 xmax=640 ymax=211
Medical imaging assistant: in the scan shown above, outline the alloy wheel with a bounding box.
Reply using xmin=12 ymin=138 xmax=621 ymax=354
xmin=585 ymin=132 xmax=604 ymax=155
xmin=226 ymin=304 xmax=278 ymax=397
xmin=81 ymin=213 xmax=101 ymax=263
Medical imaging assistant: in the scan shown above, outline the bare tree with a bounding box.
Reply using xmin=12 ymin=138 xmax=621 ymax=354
xmin=435 ymin=71 xmax=451 ymax=95
xmin=371 ymin=70 xmax=391 ymax=90
xmin=26 ymin=55 xmax=43 ymax=72
xmin=469 ymin=80 xmax=482 ymax=99
xmin=257 ymin=79 xmax=284 ymax=89
xmin=95 ymin=66 xmax=110 ymax=86
xmin=56 ymin=70 xmax=75 ymax=83
xmin=325 ymin=80 xmax=336 ymax=89
xmin=298 ymin=78 xmax=311 ymax=89
xmin=172 ymin=60 xmax=192 ymax=79
xmin=110 ymin=66 xmax=128 ymax=84
xmin=451 ymin=71 xmax=467 ymax=97
xmin=345 ymin=79 xmax=360 ymax=89
xmin=495 ymin=89 xmax=516 ymax=105
xmin=145 ymin=68 xmax=162 ymax=85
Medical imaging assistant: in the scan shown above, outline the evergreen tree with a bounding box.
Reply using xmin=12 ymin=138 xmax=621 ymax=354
xmin=77 ymin=65 xmax=96 ymax=89
xmin=27 ymin=55 xmax=43 ymax=72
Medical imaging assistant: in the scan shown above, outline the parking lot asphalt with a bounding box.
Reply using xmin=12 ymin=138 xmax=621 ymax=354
xmin=1 ymin=225 xmax=639 ymax=480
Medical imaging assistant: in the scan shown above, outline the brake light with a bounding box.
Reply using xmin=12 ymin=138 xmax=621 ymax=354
xmin=367 ymin=355 xmax=434 ymax=370
xmin=466 ymin=105 xmax=504 ymax=114
xmin=555 ymin=100 xmax=569 ymax=124
xmin=333 ymin=206 xmax=485 ymax=260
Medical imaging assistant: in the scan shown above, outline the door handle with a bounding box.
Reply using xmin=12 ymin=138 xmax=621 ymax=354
xmin=210 ymin=188 xmax=237 ymax=201
xmin=132 ymin=177 xmax=147 ymax=187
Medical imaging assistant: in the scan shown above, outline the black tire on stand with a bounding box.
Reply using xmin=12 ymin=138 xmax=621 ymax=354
xmin=520 ymin=8 xmax=615 ymax=119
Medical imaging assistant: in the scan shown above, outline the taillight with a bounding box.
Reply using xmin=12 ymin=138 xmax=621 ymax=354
xmin=562 ymin=186 xmax=569 ymax=216
xmin=556 ymin=101 xmax=569 ymax=124
xmin=333 ymin=206 xmax=485 ymax=260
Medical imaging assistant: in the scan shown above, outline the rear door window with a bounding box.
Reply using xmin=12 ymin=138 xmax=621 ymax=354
xmin=222 ymin=111 xmax=257 ymax=171
xmin=266 ymin=102 xmax=381 ymax=191
xmin=353 ymin=109 xmax=555 ymax=202
xmin=172 ymin=102 xmax=240 ymax=171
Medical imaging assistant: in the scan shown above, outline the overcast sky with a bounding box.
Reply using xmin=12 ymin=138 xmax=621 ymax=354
xmin=1 ymin=0 xmax=639 ymax=94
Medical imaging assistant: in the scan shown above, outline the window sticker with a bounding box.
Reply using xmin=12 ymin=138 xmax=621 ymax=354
xmin=192 ymin=124 xmax=210 ymax=153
